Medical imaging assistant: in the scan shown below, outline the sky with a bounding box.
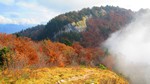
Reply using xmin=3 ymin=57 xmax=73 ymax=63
xmin=0 ymin=0 xmax=150 ymax=25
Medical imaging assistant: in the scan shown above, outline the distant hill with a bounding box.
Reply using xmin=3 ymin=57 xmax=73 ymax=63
xmin=16 ymin=25 xmax=45 ymax=40
xmin=0 ymin=24 xmax=33 ymax=34
xmin=16 ymin=6 xmax=134 ymax=47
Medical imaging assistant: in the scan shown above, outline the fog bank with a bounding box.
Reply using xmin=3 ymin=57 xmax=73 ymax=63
xmin=103 ymin=10 xmax=150 ymax=84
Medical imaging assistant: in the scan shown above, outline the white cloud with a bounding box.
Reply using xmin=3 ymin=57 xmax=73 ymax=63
xmin=37 ymin=0 xmax=102 ymax=12
xmin=0 ymin=0 xmax=14 ymax=5
xmin=103 ymin=0 xmax=150 ymax=11
xmin=0 ymin=1 xmax=60 ymax=24
xmin=0 ymin=15 xmax=16 ymax=24
xmin=0 ymin=15 xmax=42 ymax=24
xmin=37 ymin=0 xmax=150 ymax=11
xmin=16 ymin=1 xmax=60 ymax=24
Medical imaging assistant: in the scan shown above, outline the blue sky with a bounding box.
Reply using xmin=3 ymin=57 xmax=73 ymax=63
xmin=0 ymin=0 xmax=150 ymax=25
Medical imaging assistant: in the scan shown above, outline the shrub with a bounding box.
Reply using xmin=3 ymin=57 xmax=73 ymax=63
xmin=99 ymin=64 xmax=107 ymax=70
xmin=0 ymin=47 xmax=10 ymax=69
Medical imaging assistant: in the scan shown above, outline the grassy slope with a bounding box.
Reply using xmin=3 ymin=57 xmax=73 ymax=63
xmin=0 ymin=67 xmax=128 ymax=84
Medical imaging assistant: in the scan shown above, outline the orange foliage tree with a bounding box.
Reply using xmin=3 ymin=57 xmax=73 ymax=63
xmin=0 ymin=34 xmax=38 ymax=69
xmin=0 ymin=33 xmax=114 ymax=69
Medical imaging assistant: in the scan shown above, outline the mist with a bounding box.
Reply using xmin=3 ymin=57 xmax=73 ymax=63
xmin=103 ymin=10 xmax=150 ymax=84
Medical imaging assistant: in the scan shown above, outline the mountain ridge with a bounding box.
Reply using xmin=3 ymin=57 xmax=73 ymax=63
xmin=16 ymin=6 xmax=134 ymax=47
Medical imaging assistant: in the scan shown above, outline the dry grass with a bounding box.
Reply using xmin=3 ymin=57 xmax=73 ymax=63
xmin=0 ymin=67 xmax=128 ymax=84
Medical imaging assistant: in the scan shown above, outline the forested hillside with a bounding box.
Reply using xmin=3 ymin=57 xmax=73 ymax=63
xmin=16 ymin=6 xmax=134 ymax=47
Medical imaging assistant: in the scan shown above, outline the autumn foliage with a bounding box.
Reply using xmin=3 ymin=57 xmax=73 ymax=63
xmin=0 ymin=34 xmax=38 ymax=69
xmin=0 ymin=33 xmax=113 ymax=69
xmin=81 ymin=9 xmax=133 ymax=47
